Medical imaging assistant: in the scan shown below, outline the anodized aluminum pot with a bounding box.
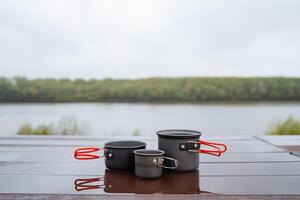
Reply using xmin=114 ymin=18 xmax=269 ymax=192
xmin=74 ymin=140 xmax=146 ymax=171
xmin=134 ymin=149 xmax=179 ymax=178
xmin=104 ymin=141 xmax=146 ymax=170
xmin=156 ymin=130 xmax=227 ymax=172
xmin=157 ymin=130 xmax=201 ymax=171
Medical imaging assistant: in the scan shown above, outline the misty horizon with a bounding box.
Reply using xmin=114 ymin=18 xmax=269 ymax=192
xmin=2 ymin=75 xmax=300 ymax=81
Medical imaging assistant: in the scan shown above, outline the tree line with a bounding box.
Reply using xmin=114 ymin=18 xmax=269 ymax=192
xmin=1 ymin=77 xmax=300 ymax=103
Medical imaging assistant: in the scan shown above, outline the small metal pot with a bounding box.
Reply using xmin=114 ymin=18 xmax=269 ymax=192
xmin=134 ymin=149 xmax=179 ymax=178
xmin=74 ymin=140 xmax=146 ymax=170
xmin=157 ymin=130 xmax=227 ymax=172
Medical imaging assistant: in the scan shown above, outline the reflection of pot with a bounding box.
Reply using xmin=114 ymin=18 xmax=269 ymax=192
xmin=104 ymin=169 xmax=135 ymax=193
xmin=105 ymin=169 xmax=163 ymax=194
xmin=74 ymin=169 xmax=135 ymax=193
xmin=162 ymin=170 xmax=201 ymax=194
xmin=135 ymin=177 xmax=163 ymax=194
xmin=74 ymin=169 xmax=203 ymax=194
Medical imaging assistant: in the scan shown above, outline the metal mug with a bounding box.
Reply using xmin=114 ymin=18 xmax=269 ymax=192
xmin=134 ymin=149 xmax=179 ymax=178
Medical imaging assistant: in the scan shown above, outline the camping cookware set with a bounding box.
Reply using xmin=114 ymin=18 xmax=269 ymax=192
xmin=74 ymin=129 xmax=227 ymax=178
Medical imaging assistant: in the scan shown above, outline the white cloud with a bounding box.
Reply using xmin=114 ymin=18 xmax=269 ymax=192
xmin=0 ymin=0 xmax=299 ymax=79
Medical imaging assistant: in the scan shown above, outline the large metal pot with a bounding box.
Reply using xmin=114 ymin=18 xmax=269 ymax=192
xmin=157 ymin=130 xmax=227 ymax=171
xmin=74 ymin=140 xmax=146 ymax=170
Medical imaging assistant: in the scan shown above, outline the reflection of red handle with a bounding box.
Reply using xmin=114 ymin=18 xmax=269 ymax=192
xmin=74 ymin=147 xmax=102 ymax=160
xmin=74 ymin=178 xmax=103 ymax=191
xmin=196 ymin=140 xmax=227 ymax=157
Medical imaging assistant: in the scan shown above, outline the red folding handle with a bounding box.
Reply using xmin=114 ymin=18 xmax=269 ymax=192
xmin=74 ymin=147 xmax=102 ymax=160
xmin=196 ymin=140 xmax=227 ymax=156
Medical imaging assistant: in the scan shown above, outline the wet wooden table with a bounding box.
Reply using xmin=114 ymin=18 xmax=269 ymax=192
xmin=0 ymin=135 xmax=300 ymax=200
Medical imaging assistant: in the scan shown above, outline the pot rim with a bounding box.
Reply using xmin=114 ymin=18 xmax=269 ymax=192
xmin=105 ymin=140 xmax=146 ymax=149
xmin=134 ymin=149 xmax=164 ymax=156
xmin=156 ymin=129 xmax=201 ymax=139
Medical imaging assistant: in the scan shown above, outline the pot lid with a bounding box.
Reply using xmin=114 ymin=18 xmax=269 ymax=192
xmin=156 ymin=129 xmax=201 ymax=139
xmin=105 ymin=140 xmax=146 ymax=149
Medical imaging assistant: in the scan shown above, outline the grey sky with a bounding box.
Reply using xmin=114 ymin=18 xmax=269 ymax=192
xmin=0 ymin=0 xmax=299 ymax=79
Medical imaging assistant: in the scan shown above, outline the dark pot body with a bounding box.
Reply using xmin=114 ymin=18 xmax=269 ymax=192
xmin=104 ymin=141 xmax=146 ymax=170
xmin=157 ymin=130 xmax=201 ymax=172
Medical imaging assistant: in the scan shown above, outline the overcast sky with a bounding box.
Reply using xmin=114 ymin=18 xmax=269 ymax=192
xmin=0 ymin=0 xmax=299 ymax=79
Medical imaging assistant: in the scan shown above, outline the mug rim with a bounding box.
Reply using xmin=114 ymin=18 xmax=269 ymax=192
xmin=134 ymin=149 xmax=164 ymax=156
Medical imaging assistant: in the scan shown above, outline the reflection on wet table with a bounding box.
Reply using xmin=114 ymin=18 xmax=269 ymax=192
xmin=1 ymin=171 xmax=300 ymax=195
xmin=0 ymin=136 xmax=300 ymax=195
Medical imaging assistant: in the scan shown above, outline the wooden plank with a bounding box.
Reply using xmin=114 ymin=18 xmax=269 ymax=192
xmin=2 ymin=161 xmax=300 ymax=177
xmin=200 ymin=152 xmax=300 ymax=163
xmin=0 ymin=149 xmax=291 ymax=163
xmin=199 ymin=162 xmax=300 ymax=176
xmin=1 ymin=194 xmax=299 ymax=200
xmin=0 ymin=161 xmax=106 ymax=175
xmin=258 ymin=136 xmax=300 ymax=146
xmin=0 ymin=141 xmax=284 ymax=153
xmin=200 ymin=175 xmax=300 ymax=195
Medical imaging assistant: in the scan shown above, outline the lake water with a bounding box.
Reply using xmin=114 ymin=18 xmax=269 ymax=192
xmin=0 ymin=103 xmax=300 ymax=137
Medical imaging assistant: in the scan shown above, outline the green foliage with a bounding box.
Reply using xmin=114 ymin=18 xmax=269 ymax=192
xmin=17 ymin=124 xmax=51 ymax=135
xmin=34 ymin=125 xmax=51 ymax=135
xmin=267 ymin=116 xmax=300 ymax=135
xmin=17 ymin=116 xmax=88 ymax=135
xmin=1 ymin=77 xmax=300 ymax=102
xmin=132 ymin=129 xmax=142 ymax=136
xmin=17 ymin=123 xmax=34 ymax=135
